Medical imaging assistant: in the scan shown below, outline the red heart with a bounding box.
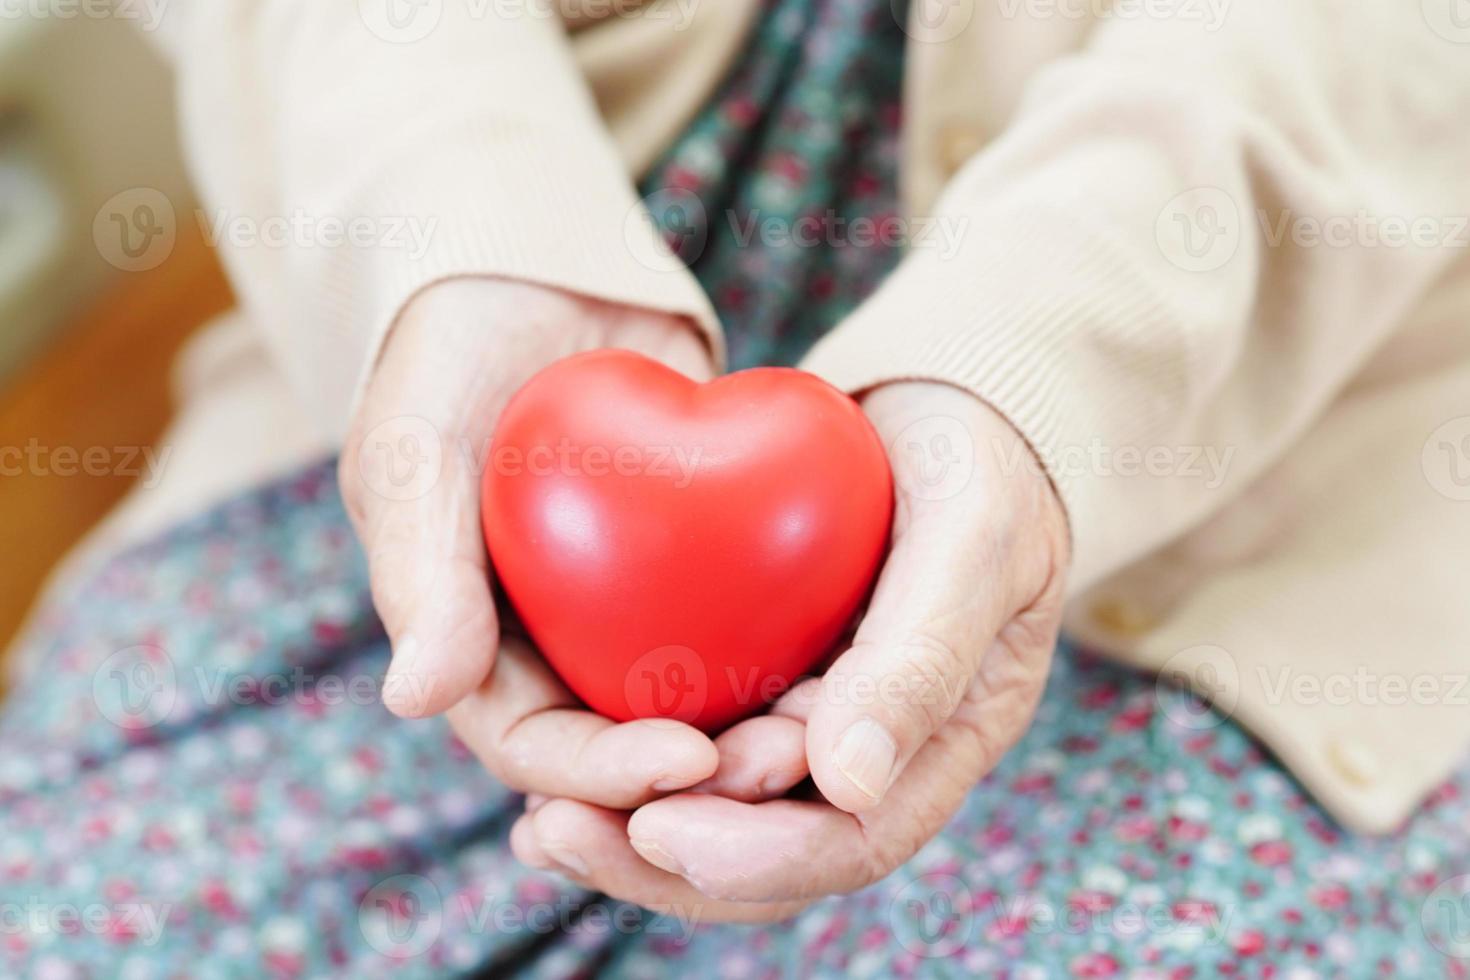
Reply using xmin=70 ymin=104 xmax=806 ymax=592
xmin=481 ymin=350 xmax=893 ymax=732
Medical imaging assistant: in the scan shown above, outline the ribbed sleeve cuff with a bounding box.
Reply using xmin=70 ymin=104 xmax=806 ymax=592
xmin=801 ymin=212 xmax=1192 ymax=591
xmin=302 ymin=123 xmax=724 ymax=438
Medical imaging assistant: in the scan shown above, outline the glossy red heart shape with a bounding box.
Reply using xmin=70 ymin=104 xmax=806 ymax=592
xmin=481 ymin=349 xmax=893 ymax=732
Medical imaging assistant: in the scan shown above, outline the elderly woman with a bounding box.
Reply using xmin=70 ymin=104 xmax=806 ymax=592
xmin=3 ymin=0 xmax=1469 ymax=976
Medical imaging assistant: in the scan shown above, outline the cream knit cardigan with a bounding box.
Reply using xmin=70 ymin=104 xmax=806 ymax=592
xmin=134 ymin=0 xmax=1470 ymax=833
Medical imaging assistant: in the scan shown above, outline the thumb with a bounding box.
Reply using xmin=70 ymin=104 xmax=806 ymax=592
xmin=802 ymin=383 xmax=1066 ymax=814
xmin=343 ymin=409 xmax=499 ymax=719
xmin=803 ymin=500 xmax=1010 ymax=813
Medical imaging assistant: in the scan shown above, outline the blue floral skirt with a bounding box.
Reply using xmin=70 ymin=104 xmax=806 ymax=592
xmin=2 ymin=461 xmax=1467 ymax=978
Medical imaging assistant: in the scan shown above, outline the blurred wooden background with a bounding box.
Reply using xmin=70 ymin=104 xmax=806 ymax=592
xmin=0 ymin=219 xmax=233 ymax=673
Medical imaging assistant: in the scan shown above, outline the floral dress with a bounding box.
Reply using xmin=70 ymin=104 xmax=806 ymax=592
xmin=2 ymin=0 xmax=1468 ymax=977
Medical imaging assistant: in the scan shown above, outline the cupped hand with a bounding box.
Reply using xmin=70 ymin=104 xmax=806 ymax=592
xmin=508 ymin=381 xmax=1071 ymax=922
xmin=340 ymin=278 xmax=720 ymax=808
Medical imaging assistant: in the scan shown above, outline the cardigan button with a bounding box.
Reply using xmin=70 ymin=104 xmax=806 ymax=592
xmin=1326 ymin=738 xmax=1381 ymax=787
xmin=939 ymin=124 xmax=985 ymax=176
xmin=1089 ymin=597 xmax=1158 ymax=638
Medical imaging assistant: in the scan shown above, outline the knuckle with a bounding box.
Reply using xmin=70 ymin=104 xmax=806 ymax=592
xmin=885 ymin=630 xmax=971 ymax=731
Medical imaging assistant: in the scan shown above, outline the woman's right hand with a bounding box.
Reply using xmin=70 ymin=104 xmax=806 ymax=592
xmin=339 ymin=278 xmax=723 ymax=812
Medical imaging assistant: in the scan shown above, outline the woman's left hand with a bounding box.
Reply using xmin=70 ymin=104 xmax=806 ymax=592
xmin=507 ymin=381 xmax=1072 ymax=923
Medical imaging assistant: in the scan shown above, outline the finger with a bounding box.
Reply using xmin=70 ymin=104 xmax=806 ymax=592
xmin=802 ymin=385 xmax=1069 ymax=813
xmin=692 ymin=715 xmax=808 ymax=802
xmin=344 ymin=379 xmax=500 ymax=719
xmin=629 ymin=795 xmax=863 ymax=902
xmin=526 ymin=799 xmax=806 ymax=924
xmin=508 ymin=812 xmax=555 ymax=871
xmin=629 ymin=687 xmax=1008 ymax=904
xmin=802 ymin=500 xmax=1009 ymax=813
xmin=606 ymin=308 xmax=716 ymax=384
xmin=447 ymin=639 xmax=718 ymax=809
xmin=767 ymin=676 xmax=824 ymax=723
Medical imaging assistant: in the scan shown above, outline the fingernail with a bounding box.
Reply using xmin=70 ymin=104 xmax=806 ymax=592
xmin=757 ymin=769 xmax=794 ymax=798
xmin=388 ymin=633 xmax=421 ymax=677
xmin=539 ymin=840 xmax=589 ymax=877
xmin=833 ymin=718 xmax=898 ymax=802
xmin=651 ymin=775 xmax=694 ymax=792
xmin=383 ymin=634 xmax=430 ymax=714
xmin=631 ymin=838 xmax=686 ymax=876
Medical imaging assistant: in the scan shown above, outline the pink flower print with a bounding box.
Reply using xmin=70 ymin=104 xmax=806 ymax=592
xmin=1069 ymin=951 xmax=1121 ymax=977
